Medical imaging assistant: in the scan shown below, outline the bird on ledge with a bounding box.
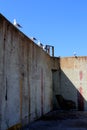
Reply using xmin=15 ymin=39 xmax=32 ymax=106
xmin=73 ymin=52 xmax=77 ymax=58
xmin=13 ymin=19 xmax=22 ymax=28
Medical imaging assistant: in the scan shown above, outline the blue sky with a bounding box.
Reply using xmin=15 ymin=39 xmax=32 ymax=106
xmin=0 ymin=0 xmax=87 ymax=57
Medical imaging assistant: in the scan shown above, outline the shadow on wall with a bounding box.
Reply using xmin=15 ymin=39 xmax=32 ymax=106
xmin=52 ymin=68 xmax=86 ymax=111
xmin=56 ymin=94 xmax=76 ymax=110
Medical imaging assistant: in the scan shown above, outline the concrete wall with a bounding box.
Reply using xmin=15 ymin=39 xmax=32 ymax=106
xmin=0 ymin=14 xmax=53 ymax=130
xmin=53 ymin=57 xmax=87 ymax=111
xmin=1 ymin=13 xmax=87 ymax=130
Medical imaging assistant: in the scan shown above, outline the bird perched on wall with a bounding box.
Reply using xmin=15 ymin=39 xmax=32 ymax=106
xmin=38 ymin=41 xmax=44 ymax=48
xmin=13 ymin=19 xmax=22 ymax=28
xmin=31 ymin=37 xmax=37 ymax=41
xmin=73 ymin=52 xmax=77 ymax=58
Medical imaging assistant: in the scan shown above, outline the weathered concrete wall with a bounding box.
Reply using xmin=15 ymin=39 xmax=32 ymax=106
xmin=0 ymin=14 xmax=53 ymax=130
xmin=53 ymin=57 xmax=87 ymax=111
xmin=1 ymin=13 xmax=87 ymax=130
xmin=51 ymin=57 xmax=60 ymax=109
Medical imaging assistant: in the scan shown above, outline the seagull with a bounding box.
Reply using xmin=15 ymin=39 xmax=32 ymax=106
xmin=13 ymin=19 xmax=22 ymax=28
xmin=31 ymin=37 xmax=37 ymax=41
xmin=73 ymin=52 xmax=77 ymax=58
xmin=43 ymin=45 xmax=46 ymax=50
xmin=38 ymin=41 xmax=43 ymax=48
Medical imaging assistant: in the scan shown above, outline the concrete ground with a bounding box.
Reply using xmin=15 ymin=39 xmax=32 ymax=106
xmin=23 ymin=110 xmax=87 ymax=130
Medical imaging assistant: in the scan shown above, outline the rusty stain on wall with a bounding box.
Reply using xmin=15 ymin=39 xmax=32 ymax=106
xmin=77 ymin=70 xmax=84 ymax=111
xmin=79 ymin=71 xmax=83 ymax=81
xmin=20 ymin=74 xmax=23 ymax=123
xmin=41 ymin=68 xmax=44 ymax=116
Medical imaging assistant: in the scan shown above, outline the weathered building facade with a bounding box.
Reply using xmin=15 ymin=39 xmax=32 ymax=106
xmin=53 ymin=57 xmax=87 ymax=111
xmin=0 ymin=14 xmax=54 ymax=130
xmin=0 ymin=14 xmax=87 ymax=130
